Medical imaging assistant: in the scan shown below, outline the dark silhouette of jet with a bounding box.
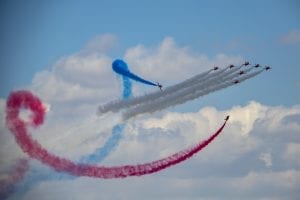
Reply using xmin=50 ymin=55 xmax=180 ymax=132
xmin=225 ymin=115 xmax=230 ymax=121
xmin=239 ymin=71 xmax=245 ymax=75
xmin=213 ymin=66 xmax=219 ymax=70
xmin=233 ymin=80 xmax=240 ymax=84
xmin=157 ymin=82 xmax=163 ymax=91
xmin=254 ymin=64 xmax=260 ymax=68
xmin=229 ymin=64 xmax=235 ymax=69
xmin=265 ymin=66 xmax=271 ymax=71
xmin=243 ymin=61 xmax=250 ymax=66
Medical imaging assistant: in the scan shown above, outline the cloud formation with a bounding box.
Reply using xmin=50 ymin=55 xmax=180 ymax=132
xmin=124 ymin=37 xmax=243 ymax=82
xmin=280 ymin=29 xmax=300 ymax=45
xmin=5 ymin=101 xmax=299 ymax=200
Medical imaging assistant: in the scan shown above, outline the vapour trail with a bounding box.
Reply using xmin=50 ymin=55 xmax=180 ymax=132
xmin=122 ymin=76 xmax=132 ymax=99
xmin=98 ymin=67 xmax=216 ymax=113
xmin=7 ymin=65 xmax=133 ymax=199
xmin=8 ymin=119 xmax=125 ymax=199
xmin=98 ymin=64 xmax=246 ymax=114
xmin=0 ymin=159 xmax=29 ymax=199
xmin=123 ymin=69 xmax=264 ymax=119
xmin=112 ymin=59 xmax=158 ymax=87
xmin=6 ymin=90 xmax=228 ymax=179
xmin=79 ymin=75 xmax=132 ymax=163
xmin=151 ymin=65 xmax=258 ymax=109
xmin=124 ymin=66 xmax=260 ymax=119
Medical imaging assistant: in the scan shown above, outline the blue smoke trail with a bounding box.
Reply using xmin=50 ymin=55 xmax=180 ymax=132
xmin=79 ymin=124 xmax=125 ymax=163
xmin=112 ymin=59 xmax=157 ymax=86
xmin=9 ymin=123 xmax=128 ymax=199
xmin=122 ymin=76 xmax=132 ymax=99
xmin=79 ymin=70 xmax=131 ymax=164
xmin=7 ymin=62 xmax=132 ymax=200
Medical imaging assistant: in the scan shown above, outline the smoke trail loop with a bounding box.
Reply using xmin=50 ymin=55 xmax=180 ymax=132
xmin=6 ymin=90 xmax=228 ymax=179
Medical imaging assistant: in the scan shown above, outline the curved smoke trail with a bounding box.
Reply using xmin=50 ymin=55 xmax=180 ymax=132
xmin=6 ymin=63 xmax=134 ymax=199
xmin=112 ymin=59 xmax=158 ymax=87
xmin=6 ymin=90 xmax=227 ymax=179
xmin=80 ymin=71 xmax=132 ymax=163
xmin=4 ymin=61 xmax=268 ymax=196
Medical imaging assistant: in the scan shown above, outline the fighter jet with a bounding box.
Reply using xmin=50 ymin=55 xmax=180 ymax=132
xmin=239 ymin=71 xmax=245 ymax=75
xmin=254 ymin=64 xmax=260 ymax=68
xmin=229 ymin=64 xmax=235 ymax=69
xmin=243 ymin=61 xmax=250 ymax=66
xmin=265 ymin=66 xmax=271 ymax=71
xmin=157 ymin=82 xmax=163 ymax=91
xmin=233 ymin=80 xmax=240 ymax=84
xmin=225 ymin=115 xmax=230 ymax=121
xmin=213 ymin=66 xmax=219 ymax=70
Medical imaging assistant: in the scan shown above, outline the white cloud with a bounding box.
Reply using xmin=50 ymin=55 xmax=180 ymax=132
xmin=1 ymin=35 xmax=300 ymax=200
xmin=259 ymin=152 xmax=272 ymax=168
xmin=124 ymin=37 xmax=244 ymax=83
xmin=283 ymin=143 xmax=300 ymax=167
xmin=81 ymin=34 xmax=118 ymax=55
xmin=280 ymin=29 xmax=300 ymax=45
xmin=31 ymin=54 xmax=117 ymax=104
xmin=221 ymin=101 xmax=267 ymax=135
xmin=21 ymin=170 xmax=300 ymax=200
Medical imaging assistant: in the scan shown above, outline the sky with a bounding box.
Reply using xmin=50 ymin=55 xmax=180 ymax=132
xmin=0 ymin=0 xmax=300 ymax=199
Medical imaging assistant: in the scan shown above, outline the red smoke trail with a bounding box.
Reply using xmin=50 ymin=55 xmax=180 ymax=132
xmin=0 ymin=159 xmax=29 ymax=198
xmin=6 ymin=90 xmax=228 ymax=179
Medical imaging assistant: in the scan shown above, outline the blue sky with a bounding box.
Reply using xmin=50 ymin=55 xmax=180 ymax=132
xmin=1 ymin=1 xmax=300 ymax=200
xmin=1 ymin=0 xmax=300 ymax=108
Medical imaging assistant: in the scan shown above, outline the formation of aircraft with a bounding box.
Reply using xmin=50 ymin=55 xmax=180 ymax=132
xmin=155 ymin=62 xmax=270 ymax=91
xmin=233 ymin=64 xmax=271 ymax=84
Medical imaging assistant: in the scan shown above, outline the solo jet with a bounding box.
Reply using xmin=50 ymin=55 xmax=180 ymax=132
xmin=157 ymin=82 xmax=163 ymax=91
xmin=225 ymin=115 xmax=230 ymax=121
xmin=213 ymin=66 xmax=219 ymax=70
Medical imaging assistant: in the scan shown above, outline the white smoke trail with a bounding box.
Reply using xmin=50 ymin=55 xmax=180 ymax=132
xmin=98 ymin=64 xmax=246 ymax=114
xmin=121 ymin=64 xmax=247 ymax=114
xmin=162 ymin=69 xmax=264 ymax=114
xmin=122 ymin=74 xmax=236 ymax=119
xmin=123 ymin=69 xmax=264 ymax=119
xmin=98 ymin=68 xmax=214 ymax=113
